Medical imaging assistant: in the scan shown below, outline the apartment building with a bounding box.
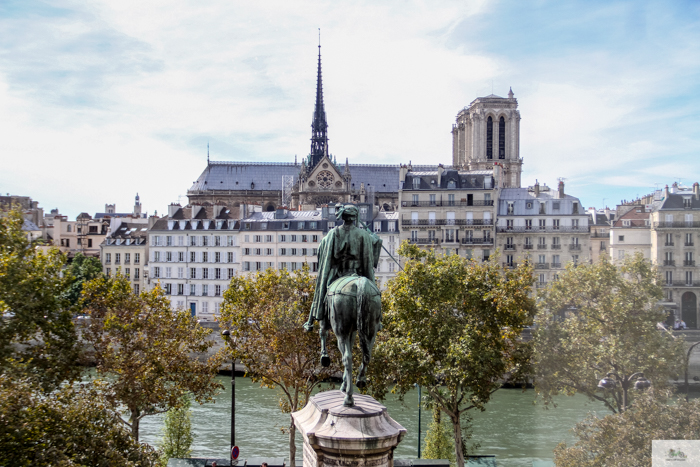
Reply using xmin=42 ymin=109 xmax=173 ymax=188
xmin=100 ymin=221 xmax=149 ymax=294
xmin=609 ymin=207 xmax=652 ymax=264
xmin=651 ymin=183 xmax=700 ymax=328
xmin=398 ymin=165 xmax=499 ymax=261
xmin=147 ymin=204 xmax=240 ymax=320
xmin=371 ymin=211 xmax=400 ymax=289
xmin=495 ymin=181 xmax=589 ymax=289
xmin=239 ymin=205 xmax=332 ymax=275
xmin=588 ymin=207 xmax=615 ymax=263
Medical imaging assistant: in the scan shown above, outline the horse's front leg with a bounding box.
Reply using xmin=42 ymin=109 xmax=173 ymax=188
xmin=319 ymin=320 xmax=331 ymax=367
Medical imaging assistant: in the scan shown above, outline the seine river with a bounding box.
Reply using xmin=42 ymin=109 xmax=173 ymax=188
xmin=138 ymin=375 xmax=607 ymax=466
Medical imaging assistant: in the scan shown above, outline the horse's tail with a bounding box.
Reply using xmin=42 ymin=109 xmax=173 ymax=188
xmin=356 ymin=277 xmax=370 ymax=338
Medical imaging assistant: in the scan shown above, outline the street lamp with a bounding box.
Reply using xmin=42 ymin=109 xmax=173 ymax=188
xmin=222 ymin=330 xmax=235 ymax=462
xmin=597 ymin=371 xmax=651 ymax=411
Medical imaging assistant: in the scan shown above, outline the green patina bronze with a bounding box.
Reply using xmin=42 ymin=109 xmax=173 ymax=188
xmin=303 ymin=205 xmax=383 ymax=406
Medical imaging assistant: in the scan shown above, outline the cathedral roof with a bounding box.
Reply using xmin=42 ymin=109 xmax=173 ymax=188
xmin=189 ymin=161 xmax=441 ymax=194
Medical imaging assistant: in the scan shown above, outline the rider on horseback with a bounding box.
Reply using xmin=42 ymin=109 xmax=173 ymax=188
xmin=303 ymin=204 xmax=382 ymax=332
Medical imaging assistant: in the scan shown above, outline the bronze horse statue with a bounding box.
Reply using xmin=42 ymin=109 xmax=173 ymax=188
xmin=320 ymin=274 xmax=382 ymax=406
xmin=304 ymin=205 xmax=383 ymax=407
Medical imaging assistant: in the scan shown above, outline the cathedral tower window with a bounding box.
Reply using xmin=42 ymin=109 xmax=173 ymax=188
xmin=486 ymin=116 xmax=493 ymax=159
xmin=499 ymin=116 xmax=506 ymax=159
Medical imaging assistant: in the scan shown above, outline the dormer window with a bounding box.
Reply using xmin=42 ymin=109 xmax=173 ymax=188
xmin=447 ymin=180 xmax=456 ymax=189
xmin=684 ymin=197 xmax=692 ymax=208
xmin=507 ymin=202 xmax=514 ymax=214
xmin=623 ymin=220 xmax=631 ymax=227
xmin=412 ymin=178 xmax=420 ymax=189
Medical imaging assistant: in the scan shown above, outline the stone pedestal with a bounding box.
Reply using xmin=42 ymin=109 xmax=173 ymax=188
xmin=292 ymin=390 xmax=407 ymax=467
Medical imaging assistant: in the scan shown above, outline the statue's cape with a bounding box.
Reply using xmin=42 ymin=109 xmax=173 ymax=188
xmin=310 ymin=224 xmax=382 ymax=321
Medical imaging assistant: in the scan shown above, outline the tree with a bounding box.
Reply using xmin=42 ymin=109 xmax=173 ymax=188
xmin=218 ymin=266 xmax=343 ymax=467
xmin=422 ymin=409 xmax=456 ymax=465
xmin=0 ymin=209 xmax=81 ymax=390
xmin=158 ymin=395 xmax=194 ymax=466
xmin=81 ymin=275 xmax=225 ymax=441
xmin=367 ymin=244 xmax=536 ymax=467
xmin=533 ymin=254 xmax=685 ymax=414
xmin=0 ymin=372 xmax=158 ymax=467
xmin=553 ymin=391 xmax=700 ymax=466
xmin=64 ymin=252 xmax=103 ymax=307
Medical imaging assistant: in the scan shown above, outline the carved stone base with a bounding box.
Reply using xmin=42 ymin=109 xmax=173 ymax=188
xmin=292 ymin=390 xmax=407 ymax=467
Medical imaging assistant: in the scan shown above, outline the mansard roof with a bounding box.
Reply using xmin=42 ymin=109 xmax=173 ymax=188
xmin=658 ymin=193 xmax=700 ymax=210
xmin=189 ymin=161 xmax=440 ymax=194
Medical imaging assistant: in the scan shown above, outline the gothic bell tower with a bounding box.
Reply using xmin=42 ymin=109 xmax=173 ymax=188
xmin=452 ymin=88 xmax=522 ymax=188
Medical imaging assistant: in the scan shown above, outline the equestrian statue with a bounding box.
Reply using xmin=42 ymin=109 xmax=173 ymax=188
xmin=303 ymin=205 xmax=383 ymax=407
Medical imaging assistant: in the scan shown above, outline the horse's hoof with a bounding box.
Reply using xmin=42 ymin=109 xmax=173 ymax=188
xmin=321 ymin=356 xmax=331 ymax=367
xmin=343 ymin=395 xmax=354 ymax=407
xmin=356 ymin=379 xmax=366 ymax=389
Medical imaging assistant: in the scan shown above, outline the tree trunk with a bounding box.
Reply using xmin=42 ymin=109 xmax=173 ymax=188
xmin=131 ymin=407 xmax=140 ymax=442
xmin=450 ymin=414 xmax=464 ymax=467
xmin=289 ymin=417 xmax=297 ymax=467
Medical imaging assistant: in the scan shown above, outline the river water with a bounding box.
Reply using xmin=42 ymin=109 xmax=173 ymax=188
xmin=138 ymin=376 xmax=606 ymax=466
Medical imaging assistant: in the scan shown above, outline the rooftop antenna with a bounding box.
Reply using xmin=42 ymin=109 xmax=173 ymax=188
xmin=207 ymin=141 xmax=210 ymax=165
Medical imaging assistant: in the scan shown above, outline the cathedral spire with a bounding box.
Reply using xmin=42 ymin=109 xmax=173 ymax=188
xmin=310 ymin=30 xmax=328 ymax=168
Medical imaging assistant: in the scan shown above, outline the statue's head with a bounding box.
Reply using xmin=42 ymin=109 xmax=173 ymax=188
xmin=336 ymin=205 xmax=358 ymax=223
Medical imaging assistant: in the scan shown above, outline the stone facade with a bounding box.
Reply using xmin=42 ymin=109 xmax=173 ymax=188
xmin=100 ymin=221 xmax=149 ymax=294
xmin=495 ymin=181 xmax=590 ymax=289
xmin=397 ymin=165 xmax=499 ymax=261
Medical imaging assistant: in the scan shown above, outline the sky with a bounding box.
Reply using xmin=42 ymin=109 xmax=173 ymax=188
xmin=1 ymin=0 xmax=699 ymax=218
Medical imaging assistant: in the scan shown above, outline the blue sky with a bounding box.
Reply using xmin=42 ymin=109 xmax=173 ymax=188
xmin=1 ymin=0 xmax=699 ymax=217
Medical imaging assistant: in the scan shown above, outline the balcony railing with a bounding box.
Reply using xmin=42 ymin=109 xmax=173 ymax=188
xmin=591 ymin=232 xmax=609 ymax=238
xmin=505 ymin=244 xmax=516 ymax=251
xmin=654 ymin=222 xmax=700 ymax=229
xmin=535 ymin=263 xmax=550 ymax=269
xmin=687 ymin=243 xmax=695 ymax=247
xmin=503 ymin=262 xmax=517 ymax=269
xmin=551 ymin=244 xmax=561 ymax=250
xmin=497 ymin=226 xmax=590 ymax=233
xmin=664 ymin=260 xmax=676 ymax=266
xmin=537 ymin=244 xmax=547 ymax=250
xmin=402 ymin=200 xmax=494 ymax=207
xmin=536 ymin=282 xmax=548 ymax=289
xmin=551 ymin=262 xmax=562 ymax=268
xmin=461 ymin=238 xmax=494 ymax=245
xmin=523 ymin=244 xmax=534 ymax=250
xmin=409 ymin=238 xmax=440 ymax=245
xmin=665 ymin=242 xmax=675 ymax=246
xmin=666 ymin=281 xmax=700 ymax=287
xmin=685 ymin=260 xmax=696 ymax=266
xmin=569 ymin=244 xmax=582 ymax=250
xmin=403 ymin=219 xmax=494 ymax=226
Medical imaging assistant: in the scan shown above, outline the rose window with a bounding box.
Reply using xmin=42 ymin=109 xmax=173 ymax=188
xmin=317 ymin=171 xmax=334 ymax=189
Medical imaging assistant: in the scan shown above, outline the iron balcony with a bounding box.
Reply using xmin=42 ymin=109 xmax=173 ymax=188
xmin=654 ymin=222 xmax=700 ymax=229
xmin=401 ymin=200 xmax=494 ymax=207
xmin=402 ymin=219 xmax=494 ymax=226
xmin=496 ymin=226 xmax=590 ymax=233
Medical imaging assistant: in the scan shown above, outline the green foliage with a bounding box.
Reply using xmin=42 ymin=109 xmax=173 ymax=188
xmin=423 ymin=410 xmax=456 ymax=465
xmin=533 ymin=254 xmax=685 ymax=414
xmin=158 ymin=395 xmax=194 ymax=466
xmin=0 ymin=372 xmax=158 ymax=467
xmin=368 ymin=243 xmax=536 ymax=467
xmin=81 ymin=275 xmax=225 ymax=441
xmin=64 ymin=252 xmax=103 ymax=307
xmin=554 ymin=391 xmax=700 ymax=467
xmin=0 ymin=209 xmax=81 ymax=390
xmin=219 ymin=265 xmax=343 ymax=465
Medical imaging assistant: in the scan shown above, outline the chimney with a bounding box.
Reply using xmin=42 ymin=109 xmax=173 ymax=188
xmin=168 ymin=203 xmax=180 ymax=218
xmin=664 ymin=185 xmax=670 ymax=199
xmin=239 ymin=204 xmax=248 ymax=220
xmin=534 ymin=180 xmax=540 ymax=197
xmin=694 ymin=182 xmax=699 ymax=200
xmin=558 ymin=180 xmax=565 ymax=198
xmin=437 ymin=164 xmax=444 ymax=186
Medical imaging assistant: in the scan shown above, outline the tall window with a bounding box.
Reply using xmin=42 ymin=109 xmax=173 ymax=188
xmin=486 ymin=116 xmax=493 ymax=159
xmin=499 ymin=116 xmax=505 ymax=159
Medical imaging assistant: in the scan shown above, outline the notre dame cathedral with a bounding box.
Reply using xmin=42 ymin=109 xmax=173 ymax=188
xmin=186 ymin=45 xmax=523 ymax=210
